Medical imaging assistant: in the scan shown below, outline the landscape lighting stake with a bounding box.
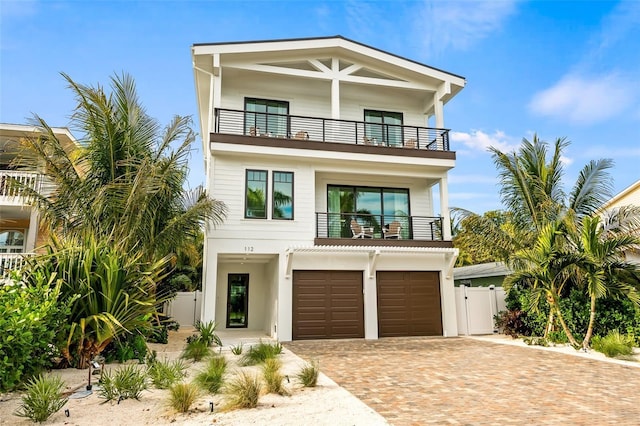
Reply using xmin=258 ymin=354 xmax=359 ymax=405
xmin=65 ymin=409 xmax=70 ymax=417
xmin=210 ymin=401 xmax=214 ymax=412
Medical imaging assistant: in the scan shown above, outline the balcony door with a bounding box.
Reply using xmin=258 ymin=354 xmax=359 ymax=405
xmin=227 ymin=274 xmax=249 ymax=328
xmin=245 ymin=98 xmax=289 ymax=137
xmin=327 ymin=186 xmax=409 ymax=238
xmin=364 ymin=110 xmax=403 ymax=147
xmin=0 ymin=230 xmax=25 ymax=253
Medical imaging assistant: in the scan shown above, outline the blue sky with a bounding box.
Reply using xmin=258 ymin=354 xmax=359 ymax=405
xmin=1 ymin=0 xmax=639 ymax=214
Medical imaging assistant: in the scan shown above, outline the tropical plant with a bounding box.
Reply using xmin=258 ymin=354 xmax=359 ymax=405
xmin=230 ymin=343 xmax=244 ymax=355
xmin=21 ymin=235 xmax=169 ymax=368
xmin=0 ymin=274 xmax=72 ymax=391
xmin=222 ymin=371 xmax=262 ymax=410
xmin=98 ymin=364 xmax=148 ymax=403
xmin=297 ymin=360 xmax=320 ymax=387
xmin=569 ymin=214 xmax=640 ymax=348
xmin=195 ymin=356 xmax=228 ymax=394
xmin=262 ymin=358 xmax=289 ymax=395
xmin=181 ymin=340 xmax=212 ymax=362
xmin=591 ymin=330 xmax=635 ymax=358
xmin=168 ymin=382 xmax=200 ymax=413
xmin=14 ymin=374 xmax=68 ymax=423
xmin=241 ymin=341 xmax=283 ymax=366
xmin=194 ymin=320 xmax=223 ymax=347
xmin=147 ymin=359 xmax=188 ymax=389
xmin=12 ymin=72 xmax=226 ymax=264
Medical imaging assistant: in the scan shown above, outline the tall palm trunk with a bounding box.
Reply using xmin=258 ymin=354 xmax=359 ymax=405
xmin=581 ymin=296 xmax=597 ymax=350
xmin=549 ymin=293 xmax=580 ymax=347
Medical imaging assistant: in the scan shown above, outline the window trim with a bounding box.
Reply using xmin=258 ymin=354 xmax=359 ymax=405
xmin=364 ymin=109 xmax=404 ymax=146
xmin=0 ymin=229 xmax=26 ymax=253
xmin=272 ymin=171 xmax=294 ymax=220
xmin=245 ymin=169 xmax=269 ymax=219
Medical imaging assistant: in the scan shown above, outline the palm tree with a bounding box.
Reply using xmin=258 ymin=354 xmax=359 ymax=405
xmin=506 ymin=219 xmax=581 ymax=347
xmin=456 ymin=135 xmax=614 ymax=258
xmin=14 ymin=72 xmax=226 ymax=262
xmin=571 ymin=214 xmax=640 ymax=349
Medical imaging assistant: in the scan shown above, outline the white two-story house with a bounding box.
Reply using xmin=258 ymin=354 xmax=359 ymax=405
xmin=192 ymin=36 xmax=465 ymax=341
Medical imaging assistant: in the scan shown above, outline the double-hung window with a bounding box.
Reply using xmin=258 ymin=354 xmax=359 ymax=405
xmin=245 ymin=170 xmax=268 ymax=218
xmin=245 ymin=98 xmax=289 ymax=137
xmin=364 ymin=110 xmax=403 ymax=147
xmin=272 ymin=171 xmax=294 ymax=220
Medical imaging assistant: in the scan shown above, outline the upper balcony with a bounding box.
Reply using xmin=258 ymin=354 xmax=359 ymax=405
xmin=212 ymin=108 xmax=454 ymax=160
xmin=0 ymin=170 xmax=41 ymax=206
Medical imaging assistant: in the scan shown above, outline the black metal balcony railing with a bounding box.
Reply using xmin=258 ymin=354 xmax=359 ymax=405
xmin=315 ymin=213 xmax=444 ymax=241
xmin=214 ymin=108 xmax=451 ymax=151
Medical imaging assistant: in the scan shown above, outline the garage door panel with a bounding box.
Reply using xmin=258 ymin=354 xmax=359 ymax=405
xmin=377 ymin=271 xmax=442 ymax=337
xmin=293 ymin=270 xmax=364 ymax=340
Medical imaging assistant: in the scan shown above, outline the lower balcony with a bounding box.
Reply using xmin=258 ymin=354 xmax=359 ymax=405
xmin=314 ymin=213 xmax=452 ymax=248
xmin=0 ymin=170 xmax=41 ymax=205
xmin=0 ymin=253 xmax=33 ymax=278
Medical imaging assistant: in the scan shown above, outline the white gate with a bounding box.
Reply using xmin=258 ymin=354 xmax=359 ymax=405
xmin=165 ymin=291 xmax=202 ymax=326
xmin=455 ymin=285 xmax=506 ymax=335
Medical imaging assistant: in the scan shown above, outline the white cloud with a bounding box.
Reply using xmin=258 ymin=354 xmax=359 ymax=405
xmin=450 ymin=129 xmax=519 ymax=154
xmin=529 ymin=73 xmax=637 ymax=124
xmin=560 ymin=156 xmax=574 ymax=166
xmin=415 ymin=0 xmax=517 ymax=58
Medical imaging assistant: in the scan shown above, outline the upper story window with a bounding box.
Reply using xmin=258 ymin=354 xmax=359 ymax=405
xmin=0 ymin=230 xmax=25 ymax=253
xmin=245 ymin=98 xmax=289 ymax=137
xmin=364 ymin=110 xmax=403 ymax=147
xmin=272 ymin=171 xmax=293 ymax=220
xmin=245 ymin=170 xmax=268 ymax=218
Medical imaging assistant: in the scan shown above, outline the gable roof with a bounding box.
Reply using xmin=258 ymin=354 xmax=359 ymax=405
xmin=601 ymin=179 xmax=640 ymax=210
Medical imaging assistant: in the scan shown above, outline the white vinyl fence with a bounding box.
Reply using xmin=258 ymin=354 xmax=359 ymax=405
xmin=455 ymin=285 xmax=507 ymax=335
xmin=165 ymin=291 xmax=202 ymax=327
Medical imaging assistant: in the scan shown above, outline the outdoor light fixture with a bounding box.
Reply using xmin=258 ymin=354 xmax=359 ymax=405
xmin=65 ymin=409 xmax=70 ymax=417
xmin=209 ymin=401 xmax=214 ymax=412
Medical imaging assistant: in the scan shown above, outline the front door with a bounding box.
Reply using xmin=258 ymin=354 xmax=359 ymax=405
xmin=227 ymin=274 xmax=249 ymax=328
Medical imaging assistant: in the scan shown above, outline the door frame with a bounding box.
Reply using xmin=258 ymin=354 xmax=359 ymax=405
xmin=226 ymin=273 xmax=249 ymax=328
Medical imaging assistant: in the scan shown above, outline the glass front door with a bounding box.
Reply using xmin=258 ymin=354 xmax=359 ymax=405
xmin=227 ymin=274 xmax=249 ymax=328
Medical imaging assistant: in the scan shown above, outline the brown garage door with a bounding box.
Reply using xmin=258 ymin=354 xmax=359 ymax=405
xmin=377 ymin=271 xmax=442 ymax=337
xmin=292 ymin=270 xmax=364 ymax=340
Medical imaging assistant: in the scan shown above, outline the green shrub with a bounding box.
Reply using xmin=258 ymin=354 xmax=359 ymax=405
xmin=222 ymin=371 xmax=261 ymax=411
xmin=523 ymin=336 xmax=549 ymax=346
xmin=297 ymin=360 xmax=319 ymax=387
xmin=591 ymin=330 xmax=635 ymax=358
xmin=182 ymin=340 xmax=212 ymax=362
xmin=0 ymin=275 xmax=72 ymax=391
xmin=195 ymin=356 xmax=227 ymax=394
xmin=230 ymin=343 xmax=243 ymax=355
xmin=168 ymin=382 xmax=200 ymax=413
xmin=262 ymin=358 xmax=288 ymax=395
xmin=103 ymin=333 xmax=148 ymax=363
xmin=241 ymin=341 xmax=283 ymax=366
xmin=147 ymin=359 xmax=187 ymax=389
xmin=98 ymin=365 xmax=148 ymax=402
xmin=14 ymin=374 xmax=68 ymax=423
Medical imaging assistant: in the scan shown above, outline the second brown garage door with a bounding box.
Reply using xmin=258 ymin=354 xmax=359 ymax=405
xmin=377 ymin=271 xmax=442 ymax=337
xmin=292 ymin=270 xmax=364 ymax=340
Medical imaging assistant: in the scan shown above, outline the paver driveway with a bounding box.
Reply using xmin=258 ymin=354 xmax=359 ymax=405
xmin=285 ymin=337 xmax=640 ymax=425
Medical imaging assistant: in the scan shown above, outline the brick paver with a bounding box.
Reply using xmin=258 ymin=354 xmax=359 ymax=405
xmin=284 ymin=338 xmax=640 ymax=425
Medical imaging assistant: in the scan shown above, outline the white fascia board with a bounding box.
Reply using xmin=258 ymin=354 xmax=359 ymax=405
xmin=193 ymin=37 xmax=465 ymax=90
xmin=1 ymin=123 xmax=78 ymax=146
xmin=210 ymin=142 xmax=455 ymax=170
xmin=601 ymin=179 xmax=640 ymax=210
xmin=287 ymin=245 xmax=458 ymax=255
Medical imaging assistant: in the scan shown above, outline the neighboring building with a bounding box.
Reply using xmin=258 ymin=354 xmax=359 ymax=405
xmin=454 ymin=262 xmax=512 ymax=287
xmin=192 ymin=36 xmax=465 ymax=341
xmin=600 ymin=179 xmax=640 ymax=263
xmin=0 ymin=123 xmax=77 ymax=275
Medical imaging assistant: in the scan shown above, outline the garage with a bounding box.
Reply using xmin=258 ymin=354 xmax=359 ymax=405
xmin=292 ymin=270 xmax=364 ymax=340
xmin=377 ymin=271 xmax=442 ymax=337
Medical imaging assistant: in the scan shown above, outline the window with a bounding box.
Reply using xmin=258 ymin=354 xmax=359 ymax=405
xmin=327 ymin=186 xmax=410 ymax=238
xmin=245 ymin=170 xmax=268 ymax=218
xmin=364 ymin=110 xmax=403 ymax=147
xmin=272 ymin=171 xmax=294 ymax=220
xmin=0 ymin=230 xmax=25 ymax=253
xmin=245 ymin=98 xmax=289 ymax=137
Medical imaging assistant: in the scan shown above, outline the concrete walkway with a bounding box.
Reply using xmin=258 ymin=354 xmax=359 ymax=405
xmin=284 ymin=337 xmax=640 ymax=425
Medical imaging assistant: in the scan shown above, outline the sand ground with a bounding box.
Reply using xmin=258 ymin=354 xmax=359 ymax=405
xmin=0 ymin=329 xmax=387 ymax=426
